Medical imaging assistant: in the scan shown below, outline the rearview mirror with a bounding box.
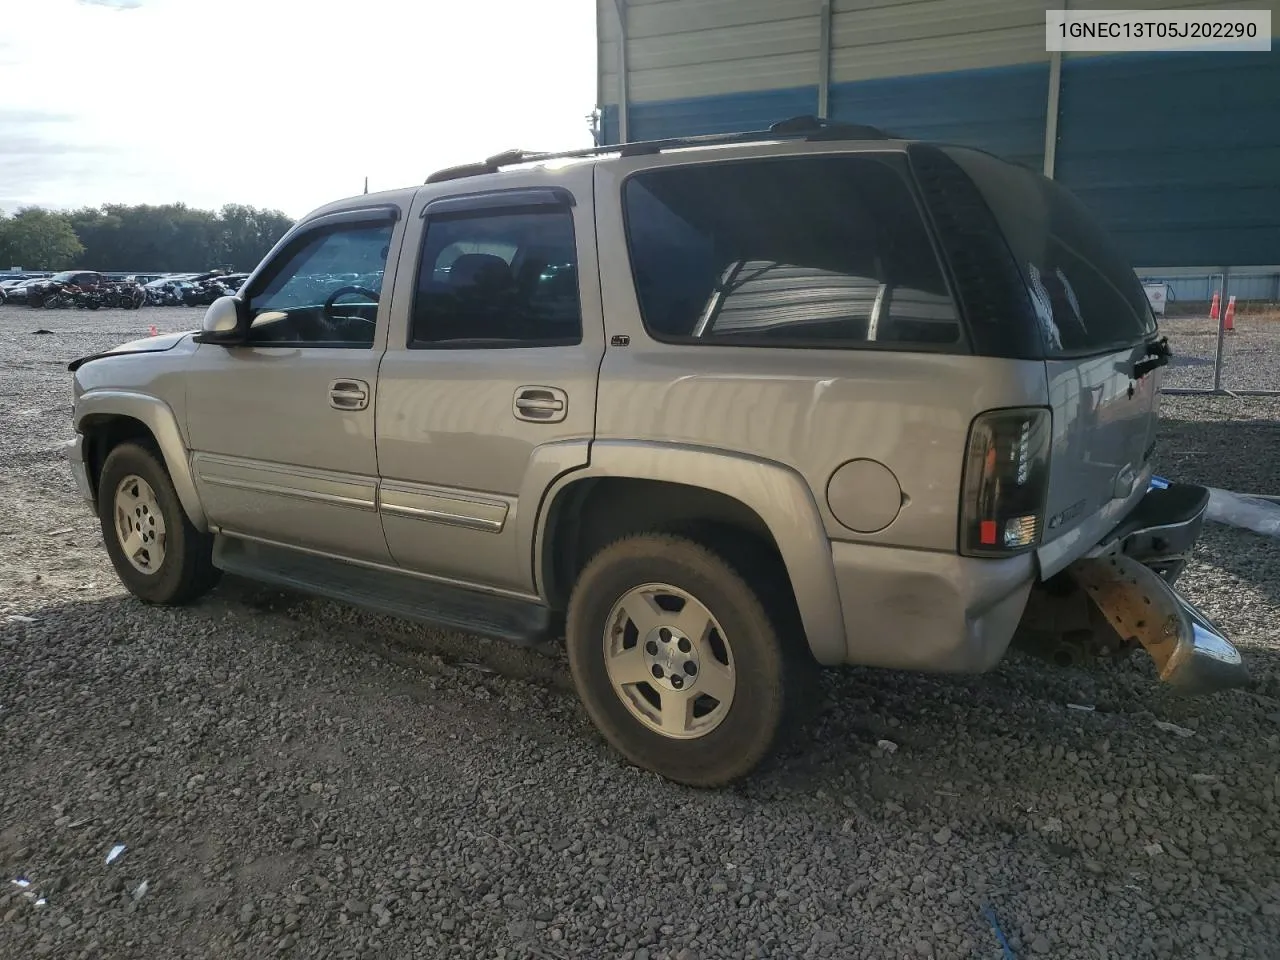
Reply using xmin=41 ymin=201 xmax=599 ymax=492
xmin=195 ymin=295 xmax=243 ymax=343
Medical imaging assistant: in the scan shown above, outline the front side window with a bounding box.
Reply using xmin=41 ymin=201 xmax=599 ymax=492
xmin=243 ymin=221 xmax=393 ymax=348
xmin=410 ymin=207 xmax=581 ymax=347
xmin=623 ymin=155 xmax=961 ymax=349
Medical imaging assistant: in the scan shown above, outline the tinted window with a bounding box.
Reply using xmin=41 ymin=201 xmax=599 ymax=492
xmin=410 ymin=208 xmax=581 ymax=347
xmin=623 ymin=155 xmax=960 ymax=349
xmin=244 ymin=222 xmax=392 ymax=348
xmin=944 ymin=147 xmax=1157 ymax=355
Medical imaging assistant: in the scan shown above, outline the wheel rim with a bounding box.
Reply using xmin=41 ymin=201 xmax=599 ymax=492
xmin=603 ymin=582 xmax=736 ymax=740
xmin=113 ymin=474 xmax=167 ymax=574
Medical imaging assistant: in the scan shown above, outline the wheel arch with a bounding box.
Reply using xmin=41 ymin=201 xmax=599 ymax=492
xmin=76 ymin=390 xmax=208 ymax=532
xmin=533 ymin=441 xmax=848 ymax=665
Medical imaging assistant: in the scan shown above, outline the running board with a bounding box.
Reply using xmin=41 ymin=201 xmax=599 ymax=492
xmin=213 ymin=536 xmax=557 ymax=647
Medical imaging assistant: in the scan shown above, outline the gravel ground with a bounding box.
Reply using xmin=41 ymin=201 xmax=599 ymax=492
xmin=3 ymin=305 xmax=1280 ymax=960
xmin=1160 ymin=314 xmax=1280 ymax=394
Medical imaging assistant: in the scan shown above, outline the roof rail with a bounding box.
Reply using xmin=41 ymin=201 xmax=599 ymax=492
xmin=423 ymin=115 xmax=897 ymax=184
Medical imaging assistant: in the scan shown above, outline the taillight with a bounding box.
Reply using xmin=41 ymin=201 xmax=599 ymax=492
xmin=959 ymin=407 xmax=1051 ymax=557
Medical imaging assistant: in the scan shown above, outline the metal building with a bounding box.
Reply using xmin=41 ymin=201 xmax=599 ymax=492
xmin=596 ymin=0 xmax=1280 ymax=272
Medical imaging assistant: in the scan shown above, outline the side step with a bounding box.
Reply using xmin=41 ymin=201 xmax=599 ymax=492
xmin=213 ymin=536 xmax=557 ymax=647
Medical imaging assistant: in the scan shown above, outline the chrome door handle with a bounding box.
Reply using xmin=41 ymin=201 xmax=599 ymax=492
xmin=329 ymin=379 xmax=370 ymax=411
xmin=513 ymin=386 xmax=568 ymax=423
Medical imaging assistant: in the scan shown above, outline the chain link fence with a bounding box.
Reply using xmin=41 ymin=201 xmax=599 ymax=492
xmin=1139 ymin=267 xmax=1280 ymax=396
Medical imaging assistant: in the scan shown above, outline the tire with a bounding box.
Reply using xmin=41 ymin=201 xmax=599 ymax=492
xmin=566 ymin=533 xmax=799 ymax=787
xmin=97 ymin=441 xmax=220 ymax=605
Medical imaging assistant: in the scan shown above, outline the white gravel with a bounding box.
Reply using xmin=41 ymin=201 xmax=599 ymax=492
xmin=2 ymin=305 xmax=1280 ymax=960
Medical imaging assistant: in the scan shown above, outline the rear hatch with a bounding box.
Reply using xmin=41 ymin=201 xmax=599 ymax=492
xmin=912 ymin=145 xmax=1165 ymax=577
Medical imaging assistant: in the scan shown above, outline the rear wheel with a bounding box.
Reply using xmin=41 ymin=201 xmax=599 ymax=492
xmin=97 ymin=442 xmax=220 ymax=605
xmin=566 ymin=533 xmax=798 ymax=787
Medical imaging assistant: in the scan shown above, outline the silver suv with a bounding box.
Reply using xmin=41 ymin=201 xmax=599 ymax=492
xmin=65 ymin=117 xmax=1247 ymax=786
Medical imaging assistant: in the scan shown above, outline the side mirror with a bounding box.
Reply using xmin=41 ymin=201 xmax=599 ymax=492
xmin=195 ymin=295 xmax=244 ymax=344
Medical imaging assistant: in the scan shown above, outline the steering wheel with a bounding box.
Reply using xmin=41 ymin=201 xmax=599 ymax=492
xmin=322 ymin=285 xmax=380 ymax=323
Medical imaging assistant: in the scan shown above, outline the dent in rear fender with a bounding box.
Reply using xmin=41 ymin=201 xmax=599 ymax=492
xmin=831 ymin=540 xmax=1035 ymax=671
xmin=75 ymin=389 xmax=208 ymax=532
xmin=532 ymin=440 xmax=849 ymax=665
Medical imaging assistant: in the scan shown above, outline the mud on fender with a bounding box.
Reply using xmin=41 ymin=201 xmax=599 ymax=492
xmin=1067 ymin=553 xmax=1248 ymax=696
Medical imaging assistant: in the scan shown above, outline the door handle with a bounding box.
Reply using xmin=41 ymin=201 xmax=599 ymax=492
xmin=513 ymin=386 xmax=568 ymax=423
xmin=329 ymin=379 xmax=370 ymax=411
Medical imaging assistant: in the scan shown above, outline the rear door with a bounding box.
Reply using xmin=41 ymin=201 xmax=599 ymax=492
xmin=374 ymin=166 xmax=603 ymax=594
xmin=944 ymin=147 xmax=1163 ymax=575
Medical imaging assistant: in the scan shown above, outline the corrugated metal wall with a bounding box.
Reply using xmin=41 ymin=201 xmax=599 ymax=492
xmin=598 ymin=0 xmax=820 ymax=139
xmin=597 ymin=0 xmax=1280 ymax=270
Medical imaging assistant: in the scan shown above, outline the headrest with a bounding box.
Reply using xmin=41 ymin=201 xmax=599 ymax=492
xmin=448 ymin=253 xmax=512 ymax=290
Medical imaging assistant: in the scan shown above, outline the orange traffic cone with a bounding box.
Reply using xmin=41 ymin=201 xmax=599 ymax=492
xmin=1209 ymin=291 xmax=1221 ymax=320
xmin=1223 ymin=296 xmax=1236 ymax=333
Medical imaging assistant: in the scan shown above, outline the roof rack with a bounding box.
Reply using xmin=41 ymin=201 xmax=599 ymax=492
xmin=424 ymin=115 xmax=896 ymax=184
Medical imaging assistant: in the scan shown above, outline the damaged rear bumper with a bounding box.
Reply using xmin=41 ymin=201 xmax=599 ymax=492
xmin=1067 ymin=481 xmax=1248 ymax=696
xmin=1082 ymin=480 xmax=1209 ymax=585
xmin=1068 ymin=552 xmax=1247 ymax=695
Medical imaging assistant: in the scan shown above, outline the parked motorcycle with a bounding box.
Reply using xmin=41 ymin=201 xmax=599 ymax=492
xmin=37 ymin=281 xmax=83 ymax=309
xmin=105 ymin=278 xmax=147 ymax=310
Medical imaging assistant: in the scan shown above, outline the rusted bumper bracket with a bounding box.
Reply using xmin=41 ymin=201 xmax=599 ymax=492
xmin=1067 ymin=552 xmax=1248 ymax=696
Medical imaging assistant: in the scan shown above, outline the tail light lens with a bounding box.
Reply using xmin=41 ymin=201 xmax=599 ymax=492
xmin=959 ymin=407 xmax=1052 ymax=557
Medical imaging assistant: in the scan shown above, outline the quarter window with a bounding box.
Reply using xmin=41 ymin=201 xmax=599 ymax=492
xmin=623 ymin=155 xmax=961 ymax=349
xmin=943 ymin=147 xmax=1157 ymax=355
xmin=410 ymin=207 xmax=582 ymax=347
xmin=243 ymin=221 xmax=393 ymax=348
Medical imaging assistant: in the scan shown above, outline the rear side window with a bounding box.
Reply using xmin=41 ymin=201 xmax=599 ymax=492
xmin=410 ymin=208 xmax=581 ymax=348
xmin=944 ymin=147 xmax=1157 ymax=356
xmin=622 ymin=155 xmax=961 ymax=349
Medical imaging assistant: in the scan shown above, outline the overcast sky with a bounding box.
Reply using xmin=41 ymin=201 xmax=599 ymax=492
xmin=0 ymin=0 xmax=598 ymax=218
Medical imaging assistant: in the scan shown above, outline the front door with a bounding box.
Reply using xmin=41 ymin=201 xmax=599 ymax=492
xmin=375 ymin=169 xmax=603 ymax=593
xmin=185 ymin=206 xmax=405 ymax=563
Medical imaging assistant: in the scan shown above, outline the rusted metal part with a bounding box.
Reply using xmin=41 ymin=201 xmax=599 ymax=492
xmin=1066 ymin=553 xmax=1248 ymax=696
xmin=1012 ymin=575 xmax=1135 ymax=667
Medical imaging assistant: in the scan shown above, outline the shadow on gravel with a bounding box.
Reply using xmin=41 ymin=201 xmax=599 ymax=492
xmin=9 ymin=558 xmax=1278 ymax=802
xmin=1194 ymin=529 xmax=1280 ymax=613
xmin=1156 ymin=413 xmax=1280 ymax=612
xmin=1157 ymin=415 xmax=1280 ymax=494
xmin=4 ymin=576 xmax=574 ymax=694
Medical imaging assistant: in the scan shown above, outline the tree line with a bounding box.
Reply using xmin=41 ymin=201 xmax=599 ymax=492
xmin=0 ymin=203 xmax=296 ymax=273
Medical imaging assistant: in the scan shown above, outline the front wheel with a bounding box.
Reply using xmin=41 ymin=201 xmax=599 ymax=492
xmin=97 ymin=442 xmax=220 ymax=605
xmin=566 ymin=534 xmax=797 ymax=787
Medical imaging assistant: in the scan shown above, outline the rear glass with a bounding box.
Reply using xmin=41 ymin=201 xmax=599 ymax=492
xmin=622 ymin=155 xmax=961 ymax=349
xmin=943 ymin=147 xmax=1157 ymax=355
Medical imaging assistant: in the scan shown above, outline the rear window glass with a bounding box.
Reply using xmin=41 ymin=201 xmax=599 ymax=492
xmin=622 ymin=155 xmax=961 ymax=349
xmin=944 ymin=147 xmax=1157 ymax=355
